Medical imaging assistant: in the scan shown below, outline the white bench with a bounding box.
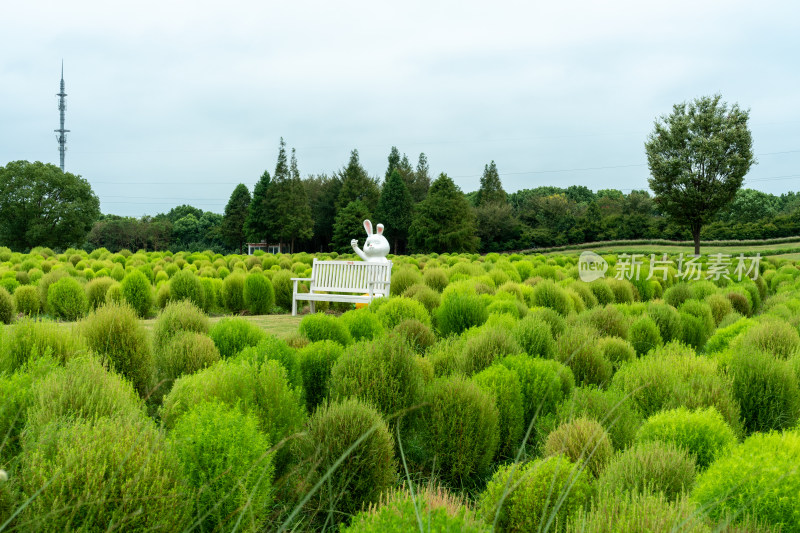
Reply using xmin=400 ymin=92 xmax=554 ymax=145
xmin=291 ymin=259 xmax=393 ymax=316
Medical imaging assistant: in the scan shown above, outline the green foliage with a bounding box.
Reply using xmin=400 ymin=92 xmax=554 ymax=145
xmin=629 ymin=315 xmax=663 ymax=355
xmin=332 ymin=199 xmax=373 ymax=254
xmin=501 ymin=355 xmax=570 ymax=435
xmin=544 ymin=416 xmax=613 ymax=477
xmin=408 ymin=173 xmax=479 ymax=253
xmin=512 ymin=314 xmax=554 ymax=357
xmin=704 ymin=317 xmax=752 ymax=354
xmin=299 ymin=312 xmax=352 ymax=345
xmin=168 ymin=268 xmax=204 ymax=309
xmin=17 ymin=416 xmax=190 ymax=531
xmin=120 ymin=269 xmax=153 ymax=318
xmin=221 ymin=183 xmax=251 ymax=253
xmin=402 ymin=283 xmax=441 ymax=313
xmin=611 ymin=342 xmax=742 ymax=434
xmin=478 ymin=455 xmax=593 ymax=533
xmin=376 ymin=296 xmax=431 ymax=329
xmin=13 ymin=284 xmax=39 ymax=316
xmin=340 ymin=308 xmax=384 ymax=341
xmin=1 ymin=318 xmax=85 ymax=372
xmin=423 ymin=267 xmax=449 ymax=292
xmin=394 ymin=318 xmax=436 ymax=354
xmin=597 ymin=336 xmax=635 ymax=370
xmin=209 ymin=317 xmax=267 ymax=358
xmin=705 ymin=292 xmax=734 ymax=326
xmin=236 ymin=334 xmax=302 ymax=388
xmin=0 ymin=287 xmax=14 ymax=324
xmin=244 ymin=170 xmax=271 ymax=242
xmin=168 ymin=401 xmax=274 ymax=532
xmin=436 ymin=286 xmax=488 ymax=336
xmin=80 ymin=302 xmax=153 ymax=397
xmin=737 ymin=317 xmax=800 ymax=359
xmin=729 ymin=349 xmax=800 ymax=433
xmin=298 ymin=340 xmax=343 ymax=413
xmin=583 ymin=304 xmax=629 ymax=339
xmin=288 ymin=398 xmax=396 ymax=529
xmin=84 ymin=276 xmax=114 ymax=310
xmin=636 ymin=407 xmax=737 ymax=470
xmin=0 ymin=160 xmax=100 ymax=251
xmin=531 ymin=280 xmax=573 ymax=316
xmin=47 ymin=276 xmax=87 ymax=320
xmin=376 ymin=169 xmax=414 ymax=253
xmin=473 ymin=364 xmax=524 ymax=460
xmin=152 ymin=331 xmax=220 ymax=405
xmin=664 ymin=283 xmax=693 ymax=308
xmin=271 ymin=269 xmax=293 ymax=310
xmin=329 ymin=333 xmax=423 ymax=421
xmin=221 ymin=271 xmax=246 ymax=313
xmin=462 ymin=326 xmax=522 ymax=375
xmin=555 ymin=325 xmax=612 ymax=387
xmin=151 ymin=299 xmax=209 ymax=354
xmin=645 ymin=95 xmax=754 ymax=253
xmin=244 ymin=272 xmax=275 ymax=314
xmin=597 ymin=441 xmax=697 ymax=502
xmin=692 ymin=431 xmax=800 ymax=531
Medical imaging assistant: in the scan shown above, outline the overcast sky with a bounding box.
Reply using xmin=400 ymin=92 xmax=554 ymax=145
xmin=1 ymin=1 xmax=799 ymax=217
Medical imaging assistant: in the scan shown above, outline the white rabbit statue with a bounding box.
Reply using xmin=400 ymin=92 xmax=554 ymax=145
xmin=351 ymin=220 xmax=390 ymax=262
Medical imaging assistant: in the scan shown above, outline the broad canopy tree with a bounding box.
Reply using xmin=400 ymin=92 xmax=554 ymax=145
xmin=0 ymin=160 xmax=100 ymax=250
xmin=646 ymin=94 xmax=755 ymax=254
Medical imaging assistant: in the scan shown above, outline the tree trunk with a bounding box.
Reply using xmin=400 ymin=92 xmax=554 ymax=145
xmin=692 ymin=224 xmax=701 ymax=256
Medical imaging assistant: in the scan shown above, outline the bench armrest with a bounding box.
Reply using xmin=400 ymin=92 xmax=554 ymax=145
xmin=291 ymin=277 xmax=313 ymax=282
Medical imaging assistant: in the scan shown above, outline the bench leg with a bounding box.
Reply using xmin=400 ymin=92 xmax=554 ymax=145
xmin=310 ymin=301 xmax=315 ymax=314
xmin=292 ymin=297 xmax=297 ymax=316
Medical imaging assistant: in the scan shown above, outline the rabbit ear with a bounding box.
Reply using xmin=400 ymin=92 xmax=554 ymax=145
xmin=363 ymin=220 xmax=373 ymax=235
xmin=376 ymin=224 xmax=384 ymax=235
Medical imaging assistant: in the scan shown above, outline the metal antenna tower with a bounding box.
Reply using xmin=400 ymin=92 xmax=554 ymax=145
xmin=55 ymin=60 xmax=69 ymax=172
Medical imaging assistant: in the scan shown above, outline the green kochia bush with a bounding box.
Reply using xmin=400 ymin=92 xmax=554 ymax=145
xmin=419 ymin=376 xmax=500 ymax=484
xmin=543 ymin=417 xmax=613 ymax=478
xmin=152 ymin=299 xmax=210 ymax=354
xmin=512 ymin=315 xmax=554 ymax=357
xmin=629 ymin=315 xmax=663 ymax=356
xmin=531 ymin=279 xmax=573 ymax=316
xmin=244 ymin=272 xmax=275 ymax=314
xmin=478 ymin=455 xmax=593 ymax=533
xmin=80 ymin=302 xmax=153 ymax=398
xmin=637 ymin=406 xmax=737 ymax=471
xmin=152 ymin=331 xmax=220 ymax=405
xmin=120 ymin=269 xmax=153 ymax=317
xmin=168 ymin=401 xmax=274 ymax=532
xmin=17 ymin=416 xmax=191 ymax=531
xmin=500 ymin=355 xmax=571 ymax=433
xmin=646 ymin=302 xmax=682 ymax=343
xmin=299 ymin=340 xmax=343 ymax=413
xmin=84 ymin=276 xmax=115 ymax=310
xmin=221 ymin=271 xmax=246 ymax=313
xmin=329 ymin=333 xmax=423 ymax=422
xmin=375 ymin=296 xmax=431 ymax=329
xmin=287 ymin=398 xmax=396 ymax=530
xmin=299 ymin=312 xmax=352 ymax=345
xmin=436 ymin=287 xmax=488 ymax=336
xmin=704 ymin=317 xmax=753 ymax=354
xmin=597 ymin=441 xmax=697 ymax=502
xmin=462 ymin=326 xmax=522 ymax=375
xmin=693 ymin=431 xmax=800 ymax=531
xmin=209 ymin=317 xmax=267 ymax=358
xmin=555 ymin=325 xmax=612 ymax=387
xmin=473 ymin=364 xmax=524 ymax=460
xmin=1 ymin=318 xmax=86 ymax=372
xmin=169 ymin=269 xmax=205 ymax=309
xmin=597 ymin=337 xmax=635 ymax=370
xmin=47 ymin=276 xmax=87 ymax=320
xmin=0 ymin=287 xmax=15 ymax=324
xmin=13 ymin=284 xmax=39 ymax=316
xmin=736 ymin=317 xmax=800 ymax=359
xmin=339 ymin=308 xmax=384 ymax=341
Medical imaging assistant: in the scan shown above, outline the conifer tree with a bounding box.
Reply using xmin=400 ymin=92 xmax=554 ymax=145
xmin=332 ymin=200 xmax=372 ymax=254
xmin=408 ymin=152 xmax=431 ymax=203
xmin=408 ymin=174 xmax=479 ymax=253
xmin=243 ymin=170 xmax=271 ymax=243
xmin=221 ymin=183 xmax=251 ymax=253
xmin=375 ymin=169 xmax=414 ymax=253
xmin=276 ymin=148 xmax=313 ymax=252
xmin=475 ymin=160 xmax=506 ymax=206
xmin=337 ymin=149 xmax=380 ymax=212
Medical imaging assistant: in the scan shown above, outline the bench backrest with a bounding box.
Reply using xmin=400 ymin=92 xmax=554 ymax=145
xmin=310 ymin=259 xmax=392 ymax=294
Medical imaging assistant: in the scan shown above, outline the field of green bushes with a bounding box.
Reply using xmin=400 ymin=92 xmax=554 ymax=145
xmin=1 ymin=244 xmax=800 ymax=531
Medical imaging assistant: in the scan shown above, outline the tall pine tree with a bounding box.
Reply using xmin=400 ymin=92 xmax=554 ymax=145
xmin=408 ymin=173 xmax=479 ymax=253
xmin=243 ymin=170 xmax=271 ymax=243
xmin=276 ymin=148 xmax=313 ymax=252
xmin=221 ymin=183 xmax=251 ymax=253
xmin=475 ymin=161 xmax=506 ymax=206
xmin=262 ymin=138 xmax=290 ymax=249
xmin=375 ymin=168 xmax=413 ymax=254
xmin=408 ymin=152 xmax=431 ymax=203
xmin=337 ymin=149 xmax=380 ymax=212
xmin=332 ymin=200 xmax=372 ymax=255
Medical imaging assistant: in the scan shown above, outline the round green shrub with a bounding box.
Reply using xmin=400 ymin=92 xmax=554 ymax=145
xmin=462 ymin=326 xmax=522 ymax=375
xmin=18 ymin=416 xmax=190 ymax=531
xmin=607 ymin=278 xmax=635 ymax=304
xmin=37 ymin=268 xmax=69 ymax=313
xmin=299 ymin=312 xmax=352 ymax=345
xmin=555 ymin=325 xmax=612 ymax=387
xmin=611 ymin=342 xmax=741 ymax=434
xmin=436 ymin=288 xmax=489 ymax=336
xmin=343 ymin=486 xmax=489 ymax=533
xmin=1 ymin=318 xmax=86 ymax=372
xmin=330 ymin=333 xmax=423 ymax=421
xmin=288 ymin=398 xmax=396 ymax=529
xmin=152 ymin=299 xmax=210 ymax=354
xmin=544 ymin=416 xmax=613 ymax=478
xmin=680 ymin=300 xmax=716 ymax=332
xmin=420 ymin=375 xmax=500 ymax=483
xmin=478 ymin=455 xmax=593 ymax=533
xmin=629 ymin=315 xmax=663 ymax=356
xmin=221 ymin=271 xmax=246 ymax=313
xmin=679 ymin=311 xmax=709 ymax=350
xmin=244 ymin=272 xmax=274 ymax=315
xmin=727 ymin=290 xmax=752 ymax=317
xmin=25 ymin=354 xmax=145 ymax=437
xmin=486 ymin=297 xmax=525 ymax=318
xmin=209 ymin=317 xmax=267 ymax=358
xmin=531 ymin=279 xmax=573 ymax=316
xmin=512 ymin=315 xmax=554 ymax=357
xmin=583 ymin=305 xmax=629 ymax=339
xmin=13 ymin=284 xmax=39 ymax=316
xmin=646 ymin=302 xmax=682 ymax=343
xmin=692 ymin=431 xmax=800 ymax=531
xmin=737 ymin=317 xmax=800 ymax=359
xmin=169 ymin=269 xmax=204 ymax=309
xmin=152 ymin=331 xmax=220 ymax=405
xmin=705 ymin=293 xmax=734 ymax=326
xmin=423 ymin=267 xmax=449 ymax=292
xmin=501 ymin=355 xmax=571 ymax=432
xmin=473 ymin=364 xmax=524 ymax=460
xmin=402 ymin=283 xmax=441 ymax=313
xmin=729 ymin=349 xmax=800 ymax=433
xmin=664 ymin=283 xmax=693 ymax=308
xmin=529 ymin=307 xmax=567 ymax=337
xmin=390 ymin=266 xmax=423 ymax=296
xmin=80 ymin=301 xmax=153 ymax=397
xmin=47 ymin=276 xmax=87 ymax=321
xmin=704 ymin=317 xmax=752 ymax=354
xmin=636 ymin=406 xmax=736 ymax=470
xmin=394 ymin=318 xmax=436 ymax=353
xmin=236 ymin=334 xmax=301 ymax=388
xmin=597 ymin=441 xmax=697 ymax=502
xmin=569 ymin=281 xmax=599 ymax=309
xmin=589 ymin=279 xmax=615 ymax=305
xmin=597 ymin=336 xmax=635 ymax=370
xmin=376 ymin=296 xmax=431 ymax=329
xmin=119 ymin=269 xmax=153 ymax=318
xmin=84 ymin=276 xmax=115 ymax=310
xmin=271 ymin=269 xmax=293 ymax=310
xmin=105 ymin=281 xmax=122 ymax=304
xmin=0 ymin=286 xmax=15 ymax=324
xmin=339 ymin=308 xmax=384 ymax=341
xmin=298 ymin=340 xmax=343 ymax=413
xmin=168 ymin=401 xmax=274 ymax=531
